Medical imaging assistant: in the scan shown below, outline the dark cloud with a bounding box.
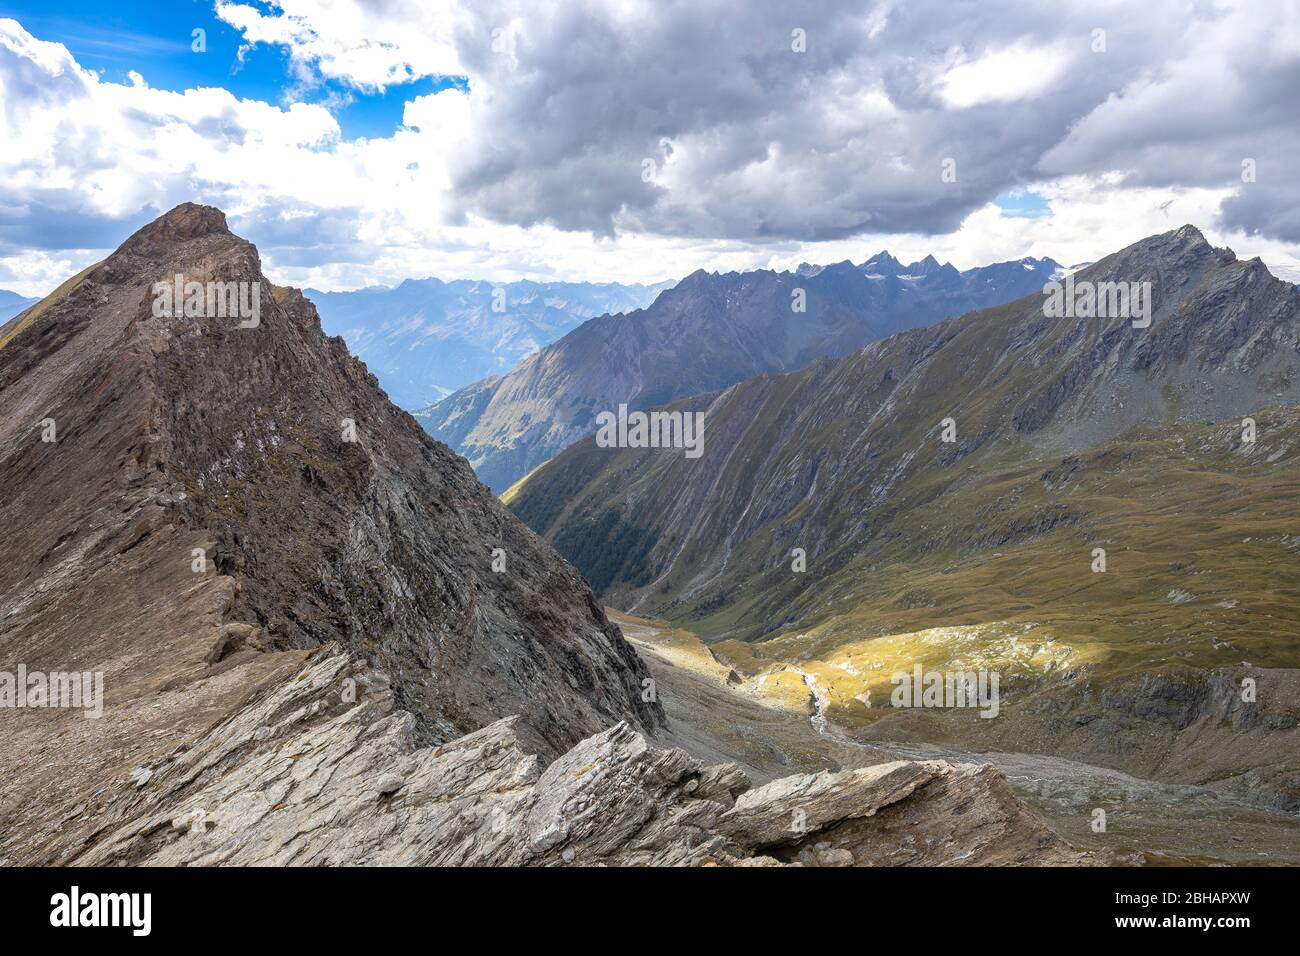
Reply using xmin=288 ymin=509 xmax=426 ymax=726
xmin=0 ymin=189 xmax=158 ymax=255
xmin=231 ymin=203 xmax=378 ymax=266
xmin=4 ymin=0 xmax=1297 ymax=275
xmin=429 ymin=0 xmax=1299 ymax=244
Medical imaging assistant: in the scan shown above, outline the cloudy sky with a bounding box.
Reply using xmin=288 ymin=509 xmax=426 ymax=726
xmin=0 ymin=0 xmax=1297 ymax=296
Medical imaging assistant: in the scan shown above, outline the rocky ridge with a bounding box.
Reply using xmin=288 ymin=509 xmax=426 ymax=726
xmin=68 ymin=646 xmax=1118 ymax=867
xmin=0 ymin=204 xmax=658 ymax=862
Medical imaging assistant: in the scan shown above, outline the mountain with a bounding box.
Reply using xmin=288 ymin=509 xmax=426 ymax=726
xmin=420 ymin=253 xmax=1062 ymax=492
xmin=0 ymin=289 xmax=38 ymax=323
xmin=0 ymin=203 xmax=662 ymax=860
xmin=507 ymin=225 xmax=1300 ymax=811
xmin=309 ymin=277 xmax=672 ymax=410
xmin=0 ymin=203 xmax=1116 ymax=867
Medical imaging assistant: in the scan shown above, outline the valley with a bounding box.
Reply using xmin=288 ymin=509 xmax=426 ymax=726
xmin=512 ymin=226 xmax=1300 ymax=820
xmin=1 ymin=207 xmax=1294 ymax=870
xmin=620 ymin=611 xmax=1300 ymax=865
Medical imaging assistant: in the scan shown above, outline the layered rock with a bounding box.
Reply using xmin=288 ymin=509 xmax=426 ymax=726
xmin=71 ymin=647 xmax=1116 ymax=867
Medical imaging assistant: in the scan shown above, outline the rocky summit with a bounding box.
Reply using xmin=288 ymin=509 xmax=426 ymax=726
xmin=0 ymin=205 xmax=1108 ymax=867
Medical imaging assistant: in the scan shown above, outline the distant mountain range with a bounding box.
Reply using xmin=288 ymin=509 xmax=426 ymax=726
xmin=309 ymin=277 xmax=673 ymax=410
xmin=0 ymin=289 xmax=38 ymax=323
xmin=420 ymin=252 xmax=1062 ymax=491
xmin=507 ymin=225 xmax=1300 ymax=812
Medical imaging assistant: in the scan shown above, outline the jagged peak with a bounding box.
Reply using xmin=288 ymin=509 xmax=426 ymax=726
xmin=1172 ymin=223 xmax=1208 ymax=243
xmin=905 ymin=254 xmax=945 ymax=276
xmin=1132 ymin=223 xmax=1213 ymax=255
xmin=863 ymin=250 xmax=902 ymax=269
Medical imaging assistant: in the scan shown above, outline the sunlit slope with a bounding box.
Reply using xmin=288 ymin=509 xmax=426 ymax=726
xmin=576 ymin=409 xmax=1300 ymax=810
xmin=0 ymin=262 xmax=101 ymax=352
xmin=709 ymin=409 xmax=1300 ymax=687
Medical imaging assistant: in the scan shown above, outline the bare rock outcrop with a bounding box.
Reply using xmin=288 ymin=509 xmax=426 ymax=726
xmin=74 ymin=648 xmax=1118 ymax=867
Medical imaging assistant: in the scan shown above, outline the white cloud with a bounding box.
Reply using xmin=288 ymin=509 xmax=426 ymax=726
xmin=936 ymin=41 xmax=1073 ymax=109
xmin=214 ymin=0 xmax=466 ymax=92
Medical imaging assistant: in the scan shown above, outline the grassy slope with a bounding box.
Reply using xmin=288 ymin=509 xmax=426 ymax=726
xmin=702 ymin=408 xmax=1300 ymax=728
xmin=515 ymin=398 xmax=1299 ymax=729
xmin=0 ymin=262 xmax=101 ymax=353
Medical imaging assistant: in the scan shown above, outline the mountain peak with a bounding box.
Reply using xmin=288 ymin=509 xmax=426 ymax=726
xmin=113 ymin=204 xmax=235 ymax=264
xmin=905 ymin=254 xmax=945 ymax=276
xmin=863 ymin=250 xmax=902 ymax=270
xmin=0 ymin=207 xmax=662 ymax=775
xmin=122 ymin=203 xmax=231 ymax=250
xmin=1140 ymin=223 xmax=1213 ymax=256
xmin=1085 ymin=223 xmax=1219 ymax=281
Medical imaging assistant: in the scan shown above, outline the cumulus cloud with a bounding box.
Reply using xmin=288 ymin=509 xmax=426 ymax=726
xmin=215 ymin=0 xmax=465 ymax=92
xmin=0 ymin=1 xmax=1298 ymax=295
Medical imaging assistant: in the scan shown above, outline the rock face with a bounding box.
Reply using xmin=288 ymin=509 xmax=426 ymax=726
xmin=0 ymin=204 xmax=660 ymax=864
xmin=69 ymin=647 xmax=1116 ymax=867
xmin=420 ymin=253 xmax=1060 ymax=491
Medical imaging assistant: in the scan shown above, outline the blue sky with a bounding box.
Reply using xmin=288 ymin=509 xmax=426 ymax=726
xmin=994 ymin=190 xmax=1051 ymax=220
xmin=0 ymin=1 xmax=1296 ymax=297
